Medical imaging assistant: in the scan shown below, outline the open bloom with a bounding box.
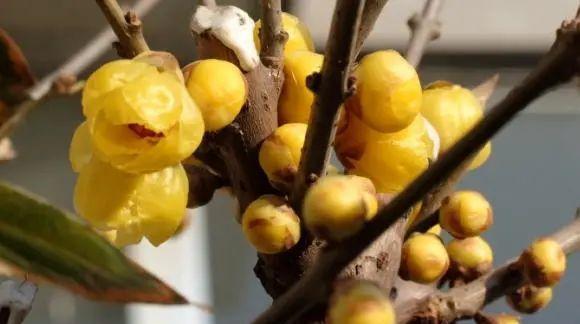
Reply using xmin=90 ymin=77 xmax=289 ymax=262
xmin=73 ymin=157 xmax=188 ymax=247
xmin=82 ymin=59 xmax=204 ymax=174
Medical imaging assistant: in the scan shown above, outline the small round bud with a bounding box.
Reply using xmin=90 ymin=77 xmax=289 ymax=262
xmin=241 ymin=195 xmax=301 ymax=254
xmin=439 ymin=191 xmax=493 ymax=238
xmin=447 ymin=236 xmax=493 ymax=280
xmin=400 ymin=233 xmax=449 ymax=284
xmin=506 ymin=284 xmax=552 ymax=314
xmin=258 ymin=123 xmax=307 ymax=191
xmin=303 ymin=175 xmax=377 ymax=241
xmin=328 ymin=280 xmax=396 ymax=324
xmin=185 ymin=59 xmax=247 ymax=131
xmin=520 ymin=238 xmax=566 ymax=287
xmin=347 ymin=50 xmax=422 ymax=133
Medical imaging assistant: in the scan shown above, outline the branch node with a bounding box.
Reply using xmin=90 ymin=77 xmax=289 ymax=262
xmin=124 ymin=11 xmax=142 ymax=31
xmin=345 ymin=75 xmax=358 ymax=98
xmin=305 ymin=72 xmax=322 ymax=93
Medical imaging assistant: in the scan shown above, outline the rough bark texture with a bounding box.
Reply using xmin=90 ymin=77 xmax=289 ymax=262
xmin=194 ymin=33 xmax=281 ymax=215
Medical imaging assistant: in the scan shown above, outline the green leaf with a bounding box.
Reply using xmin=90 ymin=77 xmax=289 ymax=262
xmin=0 ymin=181 xmax=187 ymax=304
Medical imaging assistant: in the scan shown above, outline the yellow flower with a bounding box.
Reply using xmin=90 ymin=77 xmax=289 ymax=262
xmin=254 ymin=12 xmax=314 ymax=56
xmin=421 ymin=82 xmax=491 ymax=170
xmin=278 ymin=51 xmax=323 ymax=124
xmin=185 ymin=59 xmax=247 ymax=131
xmin=335 ymin=111 xmax=433 ymax=193
xmin=82 ymin=59 xmax=204 ymax=174
xmin=347 ymin=50 xmax=422 ymax=133
xmin=74 ymin=158 xmax=188 ymax=247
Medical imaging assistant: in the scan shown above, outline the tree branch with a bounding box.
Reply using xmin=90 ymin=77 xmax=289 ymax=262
xmin=396 ymin=216 xmax=580 ymax=323
xmin=95 ymin=0 xmax=151 ymax=58
xmin=405 ymin=0 xmax=445 ymax=67
xmin=253 ymin=11 xmax=580 ymax=324
xmin=290 ymin=0 xmax=366 ymax=210
xmin=0 ymin=0 xmax=161 ymax=142
xmin=259 ymin=0 xmax=287 ymax=68
xmin=355 ymin=0 xmax=391 ymax=55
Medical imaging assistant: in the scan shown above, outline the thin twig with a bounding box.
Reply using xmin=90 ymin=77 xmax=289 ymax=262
xmin=396 ymin=216 xmax=580 ymax=323
xmin=0 ymin=0 xmax=161 ymax=141
xmin=259 ymin=0 xmax=286 ymax=68
xmin=254 ymin=12 xmax=580 ymax=324
xmin=95 ymin=0 xmax=151 ymax=58
xmin=355 ymin=0 xmax=391 ymax=55
xmin=405 ymin=0 xmax=445 ymax=67
xmin=289 ymin=0 xmax=366 ymax=211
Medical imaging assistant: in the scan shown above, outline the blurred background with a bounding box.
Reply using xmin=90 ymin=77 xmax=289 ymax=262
xmin=0 ymin=0 xmax=579 ymax=323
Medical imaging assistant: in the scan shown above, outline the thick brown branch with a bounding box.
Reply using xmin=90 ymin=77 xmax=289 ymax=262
xmin=397 ymin=217 xmax=580 ymax=323
xmin=95 ymin=0 xmax=151 ymax=58
xmin=355 ymin=0 xmax=391 ymax=55
xmin=259 ymin=0 xmax=286 ymax=68
xmin=405 ymin=0 xmax=445 ymax=67
xmin=254 ymin=13 xmax=580 ymax=324
xmin=184 ymin=162 xmax=227 ymax=208
xmin=191 ymin=5 xmax=281 ymax=213
xmin=290 ymin=0 xmax=366 ymax=210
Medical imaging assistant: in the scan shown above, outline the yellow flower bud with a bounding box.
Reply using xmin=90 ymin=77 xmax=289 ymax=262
xmin=335 ymin=111 xmax=433 ymax=193
xmin=84 ymin=59 xmax=205 ymax=174
xmin=328 ymin=281 xmax=396 ymax=324
xmin=74 ymin=158 xmax=188 ymax=247
xmin=421 ymin=82 xmax=491 ymax=170
xmin=400 ymin=233 xmax=449 ymax=284
xmin=259 ymin=123 xmax=307 ymax=191
xmin=254 ymin=12 xmax=314 ymax=56
xmin=347 ymin=50 xmax=422 ymax=133
xmin=440 ymin=191 xmax=493 ymax=239
xmin=506 ymin=284 xmax=552 ymax=314
xmin=242 ymin=195 xmax=300 ymax=254
xmin=185 ymin=59 xmax=247 ymax=131
xmin=520 ymin=238 xmax=566 ymax=287
xmin=278 ymin=51 xmax=323 ymax=124
xmin=447 ymin=236 xmax=494 ymax=280
xmin=303 ymin=175 xmax=377 ymax=241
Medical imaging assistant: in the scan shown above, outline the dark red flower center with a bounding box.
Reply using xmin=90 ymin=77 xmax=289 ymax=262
xmin=128 ymin=123 xmax=164 ymax=138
